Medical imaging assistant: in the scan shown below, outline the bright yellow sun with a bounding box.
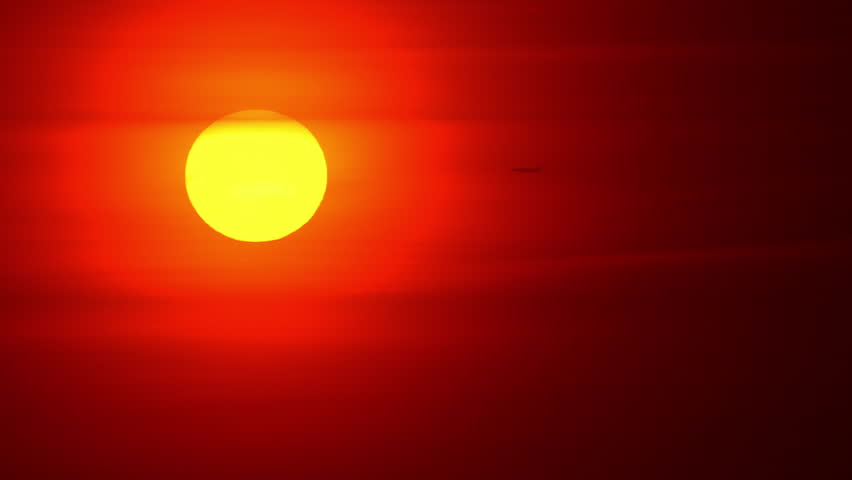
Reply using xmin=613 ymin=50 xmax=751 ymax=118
xmin=185 ymin=110 xmax=327 ymax=242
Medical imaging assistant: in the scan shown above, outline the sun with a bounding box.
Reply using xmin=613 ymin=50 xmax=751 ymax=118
xmin=185 ymin=110 xmax=327 ymax=242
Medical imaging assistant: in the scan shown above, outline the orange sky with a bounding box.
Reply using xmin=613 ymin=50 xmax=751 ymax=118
xmin=2 ymin=2 xmax=851 ymax=478
xmin=7 ymin=1 xmax=467 ymax=296
xmin=3 ymin=0 xmax=850 ymax=300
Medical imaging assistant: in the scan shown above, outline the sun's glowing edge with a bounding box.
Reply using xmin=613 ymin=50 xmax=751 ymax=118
xmin=185 ymin=110 xmax=327 ymax=242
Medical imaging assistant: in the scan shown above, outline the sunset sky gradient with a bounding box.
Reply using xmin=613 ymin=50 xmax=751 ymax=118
xmin=2 ymin=1 xmax=851 ymax=477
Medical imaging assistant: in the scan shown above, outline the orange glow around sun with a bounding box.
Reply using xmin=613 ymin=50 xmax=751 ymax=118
xmin=27 ymin=1 xmax=461 ymax=297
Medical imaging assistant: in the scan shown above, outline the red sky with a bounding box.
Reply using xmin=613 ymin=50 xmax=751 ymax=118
xmin=2 ymin=1 xmax=851 ymax=477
